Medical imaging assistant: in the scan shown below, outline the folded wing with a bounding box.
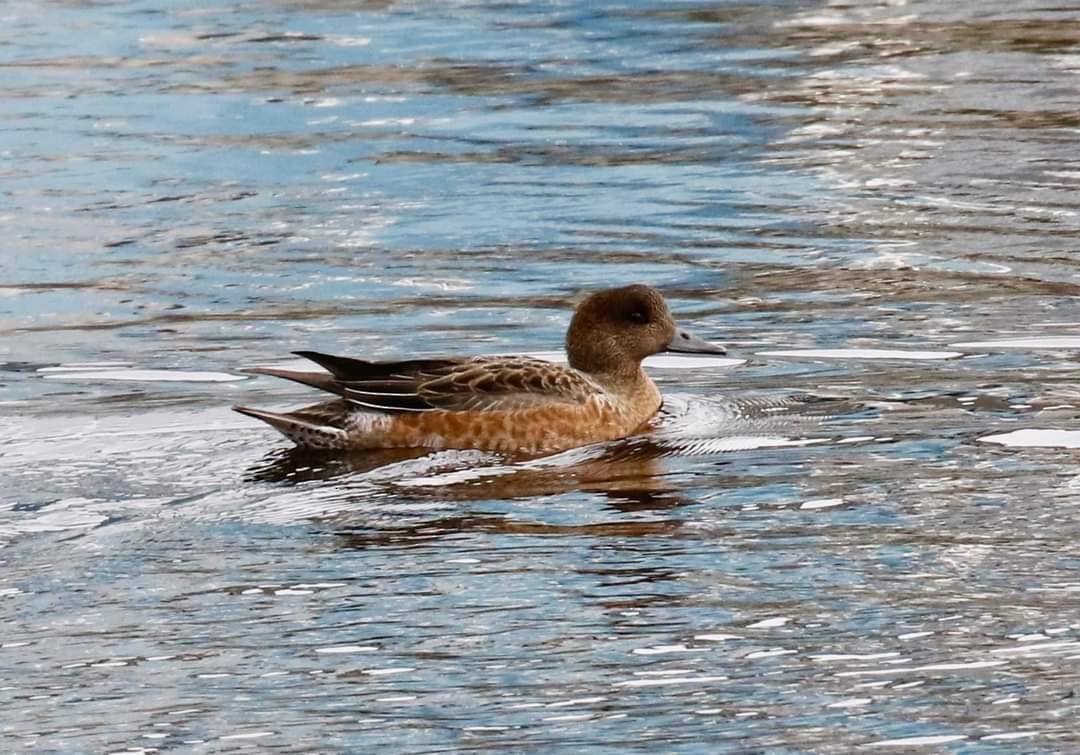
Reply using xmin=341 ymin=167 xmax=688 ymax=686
xmin=251 ymin=350 xmax=602 ymax=414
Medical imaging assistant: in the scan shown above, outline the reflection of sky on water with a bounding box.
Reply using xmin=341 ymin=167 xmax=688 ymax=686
xmin=3 ymin=0 xmax=828 ymax=312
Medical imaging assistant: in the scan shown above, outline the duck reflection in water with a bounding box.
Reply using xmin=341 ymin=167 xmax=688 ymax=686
xmin=241 ymin=391 xmax=857 ymax=541
xmin=245 ymin=430 xmax=692 ymax=514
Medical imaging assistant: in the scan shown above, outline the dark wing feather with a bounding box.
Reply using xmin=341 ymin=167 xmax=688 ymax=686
xmin=284 ymin=351 xmax=602 ymax=414
xmin=293 ymin=350 xmax=460 ymax=381
xmin=291 ymin=350 xmax=464 ymax=412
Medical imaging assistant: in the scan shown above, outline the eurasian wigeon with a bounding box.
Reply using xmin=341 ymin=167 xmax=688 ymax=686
xmin=235 ymin=284 xmax=725 ymax=454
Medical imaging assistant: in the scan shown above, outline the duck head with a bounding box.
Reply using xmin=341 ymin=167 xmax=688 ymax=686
xmin=565 ymin=284 xmax=726 ymax=376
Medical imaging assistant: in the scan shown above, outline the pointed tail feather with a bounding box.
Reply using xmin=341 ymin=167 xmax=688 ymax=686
xmin=293 ymin=350 xmax=460 ymax=380
xmin=233 ymin=405 xmax=348 ymax=450
xmin=293 ymin=350 xmax=377 ymax=379
xmin=242 ymin=366 xmax=342 ymax=396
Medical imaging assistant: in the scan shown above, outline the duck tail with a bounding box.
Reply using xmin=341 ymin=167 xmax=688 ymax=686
xmin=242 ymin=367 xmax=340 ymax=395
xmin=233 ymin=405 xmax=348 ymax=450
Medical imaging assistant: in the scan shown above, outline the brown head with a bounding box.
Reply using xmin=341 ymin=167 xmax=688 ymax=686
xmin=565 ymin=284 xmax=726 ymax=376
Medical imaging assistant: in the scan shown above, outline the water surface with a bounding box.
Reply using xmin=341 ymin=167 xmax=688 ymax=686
xmin=4 ymin=0 xmax=1080 ymax=751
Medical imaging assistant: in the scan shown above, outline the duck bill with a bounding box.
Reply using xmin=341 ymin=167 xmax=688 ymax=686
xmin=665 ymin=327 xmax=727 ymax=355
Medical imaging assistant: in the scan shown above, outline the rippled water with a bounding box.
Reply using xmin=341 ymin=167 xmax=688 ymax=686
xmin=4 ymin=0 xmax=1080 ymax=751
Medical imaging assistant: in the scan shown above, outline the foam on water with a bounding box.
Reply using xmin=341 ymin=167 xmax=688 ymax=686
xmin=978 ymin=429 xmax=1080 ymax=449
xmin=951 ymin=336 xmax=1080 ymax=350
xmin=40 ymin=368 xmax=247 ymax=382
xmin=756 ymin=348 xmax=963 ymax=360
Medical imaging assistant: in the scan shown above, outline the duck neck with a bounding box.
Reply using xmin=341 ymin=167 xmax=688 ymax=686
xmin=589 ymin=362 xmax=653 ymax=397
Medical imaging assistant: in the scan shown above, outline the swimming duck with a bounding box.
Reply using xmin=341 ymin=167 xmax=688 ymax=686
xmin=235 ymin=284 xmax=725 ymax=454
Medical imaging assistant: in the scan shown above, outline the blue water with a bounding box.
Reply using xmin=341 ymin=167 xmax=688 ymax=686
xmin=4 ymin=0 xmax=1080 ymax=751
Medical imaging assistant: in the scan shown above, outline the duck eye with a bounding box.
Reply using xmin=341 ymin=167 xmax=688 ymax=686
xmin=628 ymin=309 xmax=649 ymax=324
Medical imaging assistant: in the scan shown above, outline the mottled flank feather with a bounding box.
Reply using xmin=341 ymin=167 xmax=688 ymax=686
xmin=233 ymin=402 xmax=351 ymax=450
